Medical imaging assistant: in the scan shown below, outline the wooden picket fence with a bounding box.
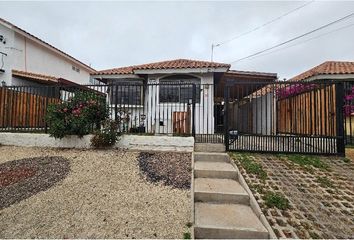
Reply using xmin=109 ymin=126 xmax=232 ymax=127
xmin=277 ymin=84 xmax=337 ymax=136
xmin=0 ymin=87 xmax=59 ymax=129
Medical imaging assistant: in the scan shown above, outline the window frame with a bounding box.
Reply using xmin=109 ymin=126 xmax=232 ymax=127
xmin=110 ymin=80 xmax=144 ymax=106
xmin=159 ymin=76 xmax=201 ymax=104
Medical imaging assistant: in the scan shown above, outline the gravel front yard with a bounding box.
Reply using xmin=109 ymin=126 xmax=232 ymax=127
xmin=230 ymin=152 xmax=354 ymax=239
xmin=0 ymin=146 xmax=191 ymax=239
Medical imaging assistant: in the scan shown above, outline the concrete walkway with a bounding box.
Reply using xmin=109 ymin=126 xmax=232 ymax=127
xmin=192 ymin=143 xmax=271 ymax=239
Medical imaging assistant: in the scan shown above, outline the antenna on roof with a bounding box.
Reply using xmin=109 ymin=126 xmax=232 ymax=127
xmin=211 ymin=43 xmax=220 ymax=62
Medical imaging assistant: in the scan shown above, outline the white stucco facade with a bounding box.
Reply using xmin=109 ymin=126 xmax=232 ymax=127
xmin=99 ymin=71 xmax=217 ymax=135
xmin=0 ymin=19 xmax=93 ymax=86
xmin=145 ymin=73 xmax=215 ymax=134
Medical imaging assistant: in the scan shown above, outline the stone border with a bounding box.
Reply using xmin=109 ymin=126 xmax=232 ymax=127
xmin=0 ymin=133 xmax=194 ymax=152
xmin=229 ymin=158 xmax=277 ymax=239
xmin=191 ymin=152 xmax=195 ymax=239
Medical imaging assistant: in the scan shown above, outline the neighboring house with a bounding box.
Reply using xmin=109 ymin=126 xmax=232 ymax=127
xmin=91 ymin=59 xmax=277 ymax=135
xmin=0 ymin=18 xmax=95 ymax=87
xmin=288 ymin=61 xmax=354 ymax=82
xmin=285 ymin=61 xmax=354 ymax=143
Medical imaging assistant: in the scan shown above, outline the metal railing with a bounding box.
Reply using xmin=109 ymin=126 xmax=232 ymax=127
xmin=0 ymin=80 xmax=351 ymax=156
xmin=222 ymin=80 xmax=345 ymax=155
xmin=0 ymin=83 xmax=204 ymax=136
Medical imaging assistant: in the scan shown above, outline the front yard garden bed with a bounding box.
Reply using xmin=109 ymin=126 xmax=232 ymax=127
xmin=0 ymin=156 xmax=70 ymax=210
xmin=230 ymin=152 xmax=354 ymax=239
xmin=0 ymin=146 xmax=191 ymax=238
xmin=138 ymin=152 xmax=191 ymax=189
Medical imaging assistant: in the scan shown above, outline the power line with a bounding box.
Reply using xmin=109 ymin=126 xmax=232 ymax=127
xmin=211 ymin=1 xmax=314 ymax=61
xmin=215 ymin=1 xmax=314 ymax=47
xmin=228 ymin=12 xmax=354 ymax=64
xmin=246 ymin=22 xmax=354 ymax=60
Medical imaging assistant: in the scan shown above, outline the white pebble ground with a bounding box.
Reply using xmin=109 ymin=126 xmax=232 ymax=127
xmin=0 ymin=146 xmax=191 ymax=238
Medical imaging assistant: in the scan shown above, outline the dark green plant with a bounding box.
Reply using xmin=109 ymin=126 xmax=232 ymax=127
xmin=264 ymin=191 xmax=290 ymax=210
xmin=46 ymin=91 xmax=108 ymax=138
xmin=91 ymin=120 xmax=121 ymax=148
xmin=183 ymin=232 xmax=191 ymax=239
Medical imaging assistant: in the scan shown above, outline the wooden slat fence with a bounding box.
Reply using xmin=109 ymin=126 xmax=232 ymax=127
xmin=0 ymin=87 xmax=60 ymax=129
xmin=277 ymin=84 xmax=336 ymax=136
xmin=172 ymin=111 xmax=191 ymax=134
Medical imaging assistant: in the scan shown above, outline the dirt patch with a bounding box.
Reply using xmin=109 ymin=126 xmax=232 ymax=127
xmin=0 ymin=167 xmax=37 ymax=187
xmin=138 ymin=152 xmax=191 ymax=189
xmin=0 ymin=156 xmax=70 ymax=210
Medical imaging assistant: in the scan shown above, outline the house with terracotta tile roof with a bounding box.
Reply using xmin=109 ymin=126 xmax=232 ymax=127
xmin=91 ymin=59 xmax=277 ymax=135
xmin=289 ymin=61 xmax=354 ymax=82
xmin=0 ymin=18 xmax=95 ymax=87
xmin=288 ymin=61 xmax=354 ymax=144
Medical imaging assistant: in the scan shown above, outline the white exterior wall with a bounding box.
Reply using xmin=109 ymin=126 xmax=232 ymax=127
xmin=144 ymin=73 xmax=215 ymax=134
xmin=251 ymin=92 xmax=275 ymax=135
xmin=0 ymin=23 xmax=92 ymax=86
xmin=0 ymin=23 xmax=15 ymax=85
xmin=231 ymin=92 xmax=275 ymax=135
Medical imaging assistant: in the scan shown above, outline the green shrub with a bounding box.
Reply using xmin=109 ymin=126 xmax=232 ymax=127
xmin=91 ymin=120 xmax=121 ymax=148
xmin=183 ymin=232 xmax=191 ymax=239
xmin=264 ymin=191 xmax=290 ymax=210
xmin=46 ymin=91 xmax=108 ymax=138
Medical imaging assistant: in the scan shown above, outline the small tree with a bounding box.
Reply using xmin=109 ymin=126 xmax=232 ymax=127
xmin=46 ymin=91 xmax=108 ymax=138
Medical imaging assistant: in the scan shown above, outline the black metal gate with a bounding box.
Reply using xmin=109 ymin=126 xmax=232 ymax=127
xmin=223 ymin=81 xmax=345 ymax=156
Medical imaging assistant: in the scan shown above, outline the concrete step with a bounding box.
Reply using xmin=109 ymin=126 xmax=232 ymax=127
xmin=195 ymin=143 xmax=225 ymax=153
xmin=194 ymin=178 xmax=249 ymax=204
xmin=194 ymin=203 xmax=269 ymax=239
xmin=194 ymin=152 xmax=229 ymax=162
xmin=194 ymin=161 xmax=237 ymax=179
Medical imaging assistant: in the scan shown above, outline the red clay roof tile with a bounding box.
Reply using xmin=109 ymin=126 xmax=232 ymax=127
xmin=94 ymin=59 xmax=231 ymax=75
xmin=12 ymin=69 xmax=58 ymax=83
xmin=290 ymin=61 xmax=354 ymax=81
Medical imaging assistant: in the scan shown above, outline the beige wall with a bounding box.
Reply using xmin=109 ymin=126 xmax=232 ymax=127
xmin=12 ymin=32 xmax=91 ymax=85
xmin=0 ymin=22 xmax=92 ymax=86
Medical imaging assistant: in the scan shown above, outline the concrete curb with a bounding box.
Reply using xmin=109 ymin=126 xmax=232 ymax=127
xmin=229 ymin=155 xmax=278 ymax=239
xmin=0 ymin=133 xmax=194 ymax=152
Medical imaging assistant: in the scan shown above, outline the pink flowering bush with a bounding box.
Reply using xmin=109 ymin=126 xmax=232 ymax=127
xmin=276 ymin=83 xmax=317 ymax=100
xmin=277 ymin=83 xmax=354 ymax=117
xmin=344 ymin=86 xmax=354 ymax=117
xmin=46 ymin=91 xmax=108 ymax=138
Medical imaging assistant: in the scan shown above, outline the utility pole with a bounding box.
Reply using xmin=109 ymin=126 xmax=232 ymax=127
xmin=211 ymin=43 xmax=220 ymax=62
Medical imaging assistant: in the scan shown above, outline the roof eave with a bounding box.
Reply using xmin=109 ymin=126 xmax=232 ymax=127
xmin=91 ymin=73 xmax=141 ymax=79
xmin=300 ymin=73 xmax=354 ymax=82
